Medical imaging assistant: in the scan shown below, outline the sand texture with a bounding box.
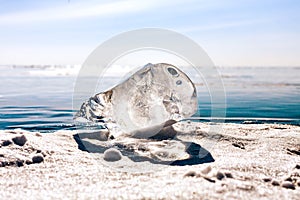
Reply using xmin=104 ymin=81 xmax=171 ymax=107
xmin=1 ymin=122 xmax=300 ymax=199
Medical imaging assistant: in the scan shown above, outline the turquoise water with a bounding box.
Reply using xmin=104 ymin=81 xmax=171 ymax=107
xmin=0 ymin=66 xmax=299 ymax=132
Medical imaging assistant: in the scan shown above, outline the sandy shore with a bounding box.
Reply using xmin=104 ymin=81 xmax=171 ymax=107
xmin=1 ymin=122 xmax=300 ymax=199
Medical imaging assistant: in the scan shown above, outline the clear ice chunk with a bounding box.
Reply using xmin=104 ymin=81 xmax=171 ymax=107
xmin=75 ymin=63 xmax=198 ymax=138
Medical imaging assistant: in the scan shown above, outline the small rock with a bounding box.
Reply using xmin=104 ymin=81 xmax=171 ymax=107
xmin=109 ymin=135 xmax=115 ymax=140
xmin=32 ymin=154 xmax=44 ymax=164
xmin=12 ymin=135 xmax=27 ymax=146
xmin=16 ymin=160 xmax=24 ymax=167
xmin=103 ymin=148 xmax=122 ymax=162
xmin=284 ymin=177 xmax=293 ymax=182
xmin=203 ymin=176 xmax=216 ymax=183
xmin=271 ymin=180 xmax=280 ymax=186
xmin=281 ymin=181 xmax=295 ymax=190
xmin=25 ymin=160 xmax=33 ymax=165
xmin=184 ymin=171 xmax=197 ymax=177
xmin=297 ymin=181 xmax=300 ymax=187
xmin=1 ymin=161 xmax=8 ymax=167
xmin=216 ymin=172 xmax=225 ymax=180
xmin=2 ymin=140 xmax=12 ymax=146
xmin=8 ymin=161 xmax=15 ymax=166
xmin=287 ymin=148 xmax=300 ymax=155
xmin=232 ymin=142 xmax=245 ymax=149
xmin=262 ymin=177 xmax=272 ymax=182
xmin=200 ymin=166 xmax=212 ymax=175
xmin=35 ymin=133 xmax=42 ymax=137
xmin=295 ymin=164 xmax=300 ymax=169
xmin=41 ymin=152 xmax=47 ymax=157
xmin=224 ymin=172 xmax=233 ymax=178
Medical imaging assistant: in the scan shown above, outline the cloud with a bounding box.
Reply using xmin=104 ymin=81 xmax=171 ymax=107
xmin=0 ymin=0 xmax=161 ymax=25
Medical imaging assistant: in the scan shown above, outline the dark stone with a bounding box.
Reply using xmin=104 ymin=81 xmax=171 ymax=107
xmin=203 ymin=176 xmax=216 ymax=183
xmin=12 ymin=135 xmax=27 ymax=146
xmin=284 ymin=177 xmax=293 ymax=182
xmin=16 ymin=160 xmax=24 ymax=167
xmin=232 ymin=142 xmax=245 ymax=150
xmin=8 ymin=161 xmax=15 ymax=166
xmin=184 ymin=171 xmax=197 ymax=177
xmin=224 ymin=172 xmax=233 ymax=178
xmin=25 ymin=160 xmax=33 ymax=165
xmin=271 ymin=180 xmax=280 ymax=186
xmin=295 ymin=164 xmax=300 ymax=169
xmin=262 ymin=177 xmax=272 ymax=182
xmin=216 ymin=172 xmax=225 ymax=180
xmin=137 ymin=145 xmax=147 ymax=152
xmin=2 ymin=140 xmax=12 ymax=146
xmin=1 ymin=161 xmax=8 ymax=167
xmin=41 ymin=152 xmax=47 ymax=157
xmin=109 ymin=135 xmax=115 ymax=140
xmin=32 ymin=155 xmax=44 ymax=163
xmin=281 ymin=181 xmax=295 ymax=190
xmin=287 ymin=148 xmax=300 ymax=155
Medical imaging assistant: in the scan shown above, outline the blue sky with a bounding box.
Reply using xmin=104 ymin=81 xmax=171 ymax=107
xmin=0 ymin=0 xmax=299 ymax=66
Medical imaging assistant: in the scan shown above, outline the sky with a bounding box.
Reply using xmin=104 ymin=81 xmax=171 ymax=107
xmin=0 ymin=0 xmax=299 ymax=66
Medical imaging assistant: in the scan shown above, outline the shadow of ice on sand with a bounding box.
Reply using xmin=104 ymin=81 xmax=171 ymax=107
xmin=73 ymin=130 xmax=214 ymax=166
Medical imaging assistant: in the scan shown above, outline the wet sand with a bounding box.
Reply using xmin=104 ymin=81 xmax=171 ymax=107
xmin=1 ymin=122 xmax=300 ymax=199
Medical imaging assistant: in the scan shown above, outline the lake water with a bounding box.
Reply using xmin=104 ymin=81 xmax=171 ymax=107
xmin=0 ymin=65 xmax=299 ymax=132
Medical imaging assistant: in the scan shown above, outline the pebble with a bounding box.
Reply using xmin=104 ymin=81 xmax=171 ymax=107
xmin=8 ymin=161 xmax=15 ymax=166
xmin=224 ymin=172 xmax=233 ymax=178
xmin=271 ymin=180 xmax=280 ymax=186
xmin=203 ymin=176 xmax=216 ymax=183
xmin=200 ymin=166 xmax=212 ymax=175
xmin=35 ymin=133 xmax=42 ymax=137
xmin=25 ymin=160 xmax=33 ymax=165
xmin=103 ymin=148 xmax=122 ymax=162
xmin=32 ymin=154 xmax=44 ymax=163
xmin=216 ymin=172 xmax=225 ymax=180
xmin=284 ymin=177 xmax=293 ymax=182
xmin=12 ymin=135 xmax=27 ymax=146
xmin=281 ymin=181 xmax=295 ymax=190
xmin=1 ymin=161 xmax=8 ymax=167
xmin=2 ymin=140 xmax=12 ymax=146
xmin=297 ymin=181 xmax=300 ymax=187
xmin=295 ymin=164 xmax=300 ymax=169
xmin=232 ymin=142 xmax=245 ymax=149
xmin=16 ymin=160 xmax=24 ymax=167
xmin=262 ymin=177 xmax=272 ymax=182
xmin=184 ymin=171 xmax=197 ymax=177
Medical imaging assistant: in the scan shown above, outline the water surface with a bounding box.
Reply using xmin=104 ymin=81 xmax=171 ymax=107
xmin=0 ymin=65 xmax=299 ymax=132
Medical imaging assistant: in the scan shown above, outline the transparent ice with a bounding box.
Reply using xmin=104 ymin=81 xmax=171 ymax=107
xmin=75 ymin=63 xmax=198 ymax=138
